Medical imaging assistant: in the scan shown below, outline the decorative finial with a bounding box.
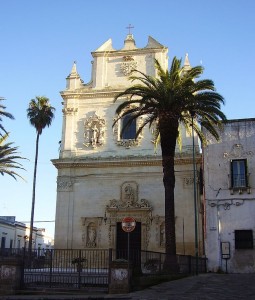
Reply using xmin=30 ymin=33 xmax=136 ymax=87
xmin=184 ymin=53 xmax=191 ymax=68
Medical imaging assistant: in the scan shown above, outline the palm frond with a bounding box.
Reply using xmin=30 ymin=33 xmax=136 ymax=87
xmin=0 ymin=98 xmax=15 ymax=135
xmin=0 ymin=134 xmax=27 ymax=180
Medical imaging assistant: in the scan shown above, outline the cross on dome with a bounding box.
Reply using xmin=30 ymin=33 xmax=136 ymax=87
xmin=126 ymin=24 xmax=134 ymax=34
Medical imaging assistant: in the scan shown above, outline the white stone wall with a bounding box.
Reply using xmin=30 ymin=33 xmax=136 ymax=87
xmin=0 ymin=217 xmax=53 ymax=250
xmin=204 ymin=119 xmax=255 ymax=273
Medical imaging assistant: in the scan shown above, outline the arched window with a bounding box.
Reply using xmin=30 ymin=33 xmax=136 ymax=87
xmin=122 ymin=114 xmax=136 ymax=139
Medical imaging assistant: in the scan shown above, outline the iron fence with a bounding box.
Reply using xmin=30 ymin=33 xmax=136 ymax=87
xmin=0 ymin=248 xmax=207 ymax=290
xmin=111 ymin=249 xmax=207 ymax=275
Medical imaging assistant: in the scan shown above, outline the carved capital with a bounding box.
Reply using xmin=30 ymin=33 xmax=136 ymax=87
xmin=62 ymin=107 xmax=78 ymax=115
xmin=57 ymin=177 xmax=74 ymax=191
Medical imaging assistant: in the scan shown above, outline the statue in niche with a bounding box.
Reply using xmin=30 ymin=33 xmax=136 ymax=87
xmin=119 ymin=182 xmax=139 ymax=208
xmin=91 ymin=124 xmax=99 ymax=147
xmin=160 ymin=222 xmax=165 ymax=246
xmin=84 ymin=114 xmax=105 ymax=148
xmin=87 ymin=223 xmax=97 ymax=248
xmin=124 ymin=184 xmax=134 ymax=202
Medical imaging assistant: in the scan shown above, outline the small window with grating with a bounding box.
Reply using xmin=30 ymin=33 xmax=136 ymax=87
xmin=235 ymin=230 xmax=253 ymax=249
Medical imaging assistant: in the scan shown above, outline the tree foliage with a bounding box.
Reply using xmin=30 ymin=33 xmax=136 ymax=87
xmin=0 ymin=97 xmax=14 ymax=136
xmin=0 ymin=134 xmax=26 ymax=180
xmin=27 ymin=96 xmax=55 ymax=254
xmin=114 ymin=57 xmax=227 ymax=262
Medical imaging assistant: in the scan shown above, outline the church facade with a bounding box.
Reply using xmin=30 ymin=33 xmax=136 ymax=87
xmin=52 ymin=34 xmax=202 ymax=256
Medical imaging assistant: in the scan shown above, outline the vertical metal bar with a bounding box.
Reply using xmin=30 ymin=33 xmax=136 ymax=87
xmin=49 ymin=249 xmax=53 ymax=288
xmin=20 ymin=247 xmax=25 ymax=288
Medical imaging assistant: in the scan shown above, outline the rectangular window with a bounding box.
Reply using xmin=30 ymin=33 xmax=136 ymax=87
xmin=1 ymin=237 xmax=6 ymax=249
xmin=122 ymin=114 xmax=136 ymax=139
xmin=231 ymin=159 xmax=247 ymax=188
xmin=235 ymin=230 xmax=253 ymax=249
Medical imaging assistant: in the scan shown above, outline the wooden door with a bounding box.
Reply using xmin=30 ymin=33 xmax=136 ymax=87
xmin=116 ymin=221 xmax=141 ymax=267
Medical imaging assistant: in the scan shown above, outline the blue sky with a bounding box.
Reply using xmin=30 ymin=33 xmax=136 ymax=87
xmin=1 ymin=0 xmax=255 ymax=237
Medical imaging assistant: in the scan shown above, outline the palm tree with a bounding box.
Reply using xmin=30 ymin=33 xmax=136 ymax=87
xmin=114 ymin=57 xmax=227 ymax=270
xmin=0 ymin=97 xmax=15 ymax=135
xmin=0 ymin=133 xmax=26 ymax=179
xmin=27 ymin=96 xmax=55 ymax=253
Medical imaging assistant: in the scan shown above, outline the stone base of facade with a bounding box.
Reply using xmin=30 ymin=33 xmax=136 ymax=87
xmin=109 ymin=260 xmax=132 ymax=294
xmin=0 ymin=258 xmax=23 ymax=295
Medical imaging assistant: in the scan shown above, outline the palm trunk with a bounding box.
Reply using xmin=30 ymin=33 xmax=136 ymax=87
xmin=28 ymin=133 xmax=40 ymax=255
xmin=159 ymin=117 xmax=179 ymax=272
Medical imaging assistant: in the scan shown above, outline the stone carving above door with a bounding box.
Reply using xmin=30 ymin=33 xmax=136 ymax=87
xmin=83 ymin=113 xmax=106 ymax=148
xmin=105 ymin=181 xmax=152 ymax=250
xmin=107 ymin=182 xmax=151 ymax=209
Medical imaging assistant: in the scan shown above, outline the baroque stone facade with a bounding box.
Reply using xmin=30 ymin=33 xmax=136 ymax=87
xmin=52 ymin=34 xmax=202 ymax=255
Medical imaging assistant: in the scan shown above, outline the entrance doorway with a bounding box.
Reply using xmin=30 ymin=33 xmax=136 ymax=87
xmin=116 ymin=222 xmax=141 ymax=266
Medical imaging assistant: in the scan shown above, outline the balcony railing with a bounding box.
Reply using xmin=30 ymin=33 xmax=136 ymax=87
xmin=228 ymin=173 xmax=251 ymax=194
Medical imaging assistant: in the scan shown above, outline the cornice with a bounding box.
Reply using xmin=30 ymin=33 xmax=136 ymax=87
xmin=91 ymin=48 xmax=167 ymax=58
xmin=60 ymin=89 xmax=124 ymax=100
xmin=51 ymin=155 xmax=202 ymax=169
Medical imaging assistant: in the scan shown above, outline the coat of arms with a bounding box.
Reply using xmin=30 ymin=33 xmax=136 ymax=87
xmin=120 ymin=56 xmax=137 ymax=76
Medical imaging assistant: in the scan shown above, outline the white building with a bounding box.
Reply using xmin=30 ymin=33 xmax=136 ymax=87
xmin=52 ymin=34 xmax=203 ymax=256
xmin=0 ymin=216 xmax=54 ymax=252
xmin=203 ymin=118 xmax=255 ymax=273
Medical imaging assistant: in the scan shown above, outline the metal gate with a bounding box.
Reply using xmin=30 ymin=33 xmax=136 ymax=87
xmin=22 ymin=249 xmax=109 ymax=290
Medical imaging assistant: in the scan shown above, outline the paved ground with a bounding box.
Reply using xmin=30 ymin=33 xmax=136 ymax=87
xmin=1 ymin=273 xmax=255 ymax=300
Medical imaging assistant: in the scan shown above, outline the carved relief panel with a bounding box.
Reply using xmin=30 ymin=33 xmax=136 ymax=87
xmin=84 ymin=113 xmax=106 ymax=148
xmin=62 ymin=107 xmax=78 ymax=115
xmin=57 ymin=176 xmax=74 ymax=192
xmin=105 ymin=181 xmax=152 ymax=250
xmin=159 ymin=221 xmax=165 ymax=247
xmin=223 ymin=143 xmax=254 ymax=159
xmin=120 ymin=56 xmax=137 ymax=76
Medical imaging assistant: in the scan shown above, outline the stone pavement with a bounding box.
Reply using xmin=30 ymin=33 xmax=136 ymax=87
xmin=1 ymin=273 xmax=255 ymax=300
xmin=128 ymin=273 xmax=255 ymax=300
